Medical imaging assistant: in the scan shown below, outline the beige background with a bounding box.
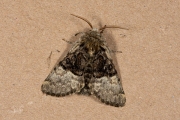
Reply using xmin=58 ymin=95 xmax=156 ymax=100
xmin=0 ymin=0 xmax=179 ymax=120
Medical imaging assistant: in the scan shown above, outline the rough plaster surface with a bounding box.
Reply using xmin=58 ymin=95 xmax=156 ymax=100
xmin=0 ymin=0 xmax=179 ymax=120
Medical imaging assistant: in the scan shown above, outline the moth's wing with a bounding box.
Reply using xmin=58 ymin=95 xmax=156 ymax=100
xmin=92 ymin=75 xmax=126 ymax=107
xmin=91 ymin=46 xmax=126 ymax=107
xmin=41 ymin=41 xmax=86 ymax=96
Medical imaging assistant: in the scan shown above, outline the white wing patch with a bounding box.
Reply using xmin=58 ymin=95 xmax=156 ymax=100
xmin=92 ymin=75 xmax=126 ymax=107
xmin=41 ymin=66 xmax=84 ymax=96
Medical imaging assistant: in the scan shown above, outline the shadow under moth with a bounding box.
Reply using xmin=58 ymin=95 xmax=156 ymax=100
xmin=41 ymin=14 xmax=127 ymax=107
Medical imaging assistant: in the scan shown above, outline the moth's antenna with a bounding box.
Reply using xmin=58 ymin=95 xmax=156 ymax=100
xmin=100 ymin=25 xmax=129 ymax=33
xmin=71 ymin=14 xmax=93 ymax=29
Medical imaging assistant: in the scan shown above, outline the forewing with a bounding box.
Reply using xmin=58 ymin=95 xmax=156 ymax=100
xmin=91 ymin=47 xmax=126 ymax=107
xmin=41 ymin=41 xmax=87 ymax=96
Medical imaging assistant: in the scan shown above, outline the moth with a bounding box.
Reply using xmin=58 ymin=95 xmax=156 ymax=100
xmin=41 ymin=14 xmax=126 ymax=107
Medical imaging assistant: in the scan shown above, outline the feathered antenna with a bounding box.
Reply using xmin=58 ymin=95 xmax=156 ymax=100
xmin=71 ymin=14 xmax=93 ymax=29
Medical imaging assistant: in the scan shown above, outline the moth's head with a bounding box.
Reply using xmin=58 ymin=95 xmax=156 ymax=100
xmin=85 ymin=28 xmax=102 ymax=39
xmin=71 ymin=14 xmax=128 ymax=56
xmin=81 ymin=28 xmax=103 ymax=56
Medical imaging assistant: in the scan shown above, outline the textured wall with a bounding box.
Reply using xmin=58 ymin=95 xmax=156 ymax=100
xmin=0 ymin=0 xmax=179 ymax=119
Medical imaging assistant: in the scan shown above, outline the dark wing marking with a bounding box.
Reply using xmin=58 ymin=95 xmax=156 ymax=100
xmin=91 ymin=48 xmax=126 ymax=107
xmin=41 ymin=42 xmax=88 ymax=96
xmin=92 ymin=50 xmax=117 ymax=78
xmin=60 ymin=51 xmax=88 ymax=76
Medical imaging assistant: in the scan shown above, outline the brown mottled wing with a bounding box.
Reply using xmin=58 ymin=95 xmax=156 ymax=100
xmin=91 ymin=46 xmax=126 ymax=107
xmin=41 ymin=41 xmax=86 ymax=96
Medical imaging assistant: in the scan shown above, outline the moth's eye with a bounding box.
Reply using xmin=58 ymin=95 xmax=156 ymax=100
xmin=66 ymin=58 xmax=70 ymax=63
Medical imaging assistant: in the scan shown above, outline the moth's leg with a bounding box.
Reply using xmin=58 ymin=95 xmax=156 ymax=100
xmin=110 ymin=50 xmax=122 ymax=53
xmin=62 ymin=38 xmax=73 ymax=44
xmin=102 ymin=44 xmax=122 ymax=54
xmin=47 ymin=50 xmax=60 ymax=68
xmin=75 ymin=32 xmax=83 ymax=36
